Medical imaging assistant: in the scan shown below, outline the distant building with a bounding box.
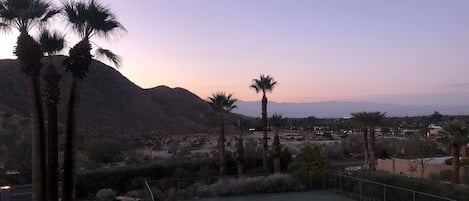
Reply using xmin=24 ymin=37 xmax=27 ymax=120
xmin=427 ymin=124 xmax=443 ymax=138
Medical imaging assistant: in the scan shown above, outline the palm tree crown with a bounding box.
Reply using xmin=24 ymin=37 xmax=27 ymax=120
xmin=0 ymin=0 xmax=58 ymax=33
xmin=250 ymin=74 xmax=278 ymax=95
xmin=39 ymin=29 xmax=65 ymax=56
xmin=207 ymin=92 xmax=237 ymax=112
xmin=62 ymin=0 xmax=126 ymax=73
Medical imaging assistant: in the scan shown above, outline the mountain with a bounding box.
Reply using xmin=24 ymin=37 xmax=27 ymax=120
xmin=234 ymin=101 xmax=469 ymax=118
xmin=0 ymin=56 xmax=222 ymax=138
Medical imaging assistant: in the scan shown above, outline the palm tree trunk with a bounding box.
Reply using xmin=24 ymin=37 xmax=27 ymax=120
xmin=362 ymin=127 xmax=369 ymax=169
xmin=16 ymin=32 xmax=47 ymax=201
xmin=369 ymin=126 xmax=376 ymax=170
xmin=262 ymin=94 xmax=268 ymax=173
xmin=273 ymin=133 xmax=281 ymax=173
xmin=219 ymin=111 xmax=226 ymax=176
xmin=237 ymin=136 xmax=244 ymax=177
xmin=452 ymin=143 xmax=460 ymax=184
xmin=62 ymin=77 xmax=81 ymax=201
xmin=26 ymin=75 xmax=47 ymax=201
xmin=44 ymin=61 xmax=60 ymax=201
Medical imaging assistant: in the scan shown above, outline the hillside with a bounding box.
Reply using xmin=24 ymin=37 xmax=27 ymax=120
xmin=0 ymin=56 xmax=222 ymax=138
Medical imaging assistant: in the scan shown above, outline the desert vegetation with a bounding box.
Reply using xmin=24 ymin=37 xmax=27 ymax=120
xmin=1 ymin=1 xmax=469 ymax=201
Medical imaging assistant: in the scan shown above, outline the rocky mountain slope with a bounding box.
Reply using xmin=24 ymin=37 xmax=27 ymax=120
xmin=0 ymin=56 xmax=224 ymax=138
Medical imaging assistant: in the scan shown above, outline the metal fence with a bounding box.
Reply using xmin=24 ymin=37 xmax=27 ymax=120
xmin=0 ymin=184 xmax=32 ymax=201
xmin=143 ymin=173 xmax=457 ymax=201
xmin=329 ymin=174 xmax=457 ymax=201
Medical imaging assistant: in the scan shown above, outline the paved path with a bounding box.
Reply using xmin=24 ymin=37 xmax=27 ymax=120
xmin=189 ymin=191 xmax=356 ymax=201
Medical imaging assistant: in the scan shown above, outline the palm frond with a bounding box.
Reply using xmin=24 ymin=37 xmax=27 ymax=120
xmin=95 ymin=48 xmax=121 ymax=68
xmin=38 ymin=29 xmax=65 ymax=55
xmin=40 ymin=9 xmax=60 ymax=22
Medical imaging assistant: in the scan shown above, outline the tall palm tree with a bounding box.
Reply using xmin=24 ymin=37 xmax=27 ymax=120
xmin=351 ymin=112 xmax=370 ymax=169
xmin=250 ymin=74 xmax=278 ymax=172
xmin=234 ymin=118 xmax=250 ymax=176
xmin=351 ymin=111 xmax=386 ymax=170
xmin=366 ymin=112 xmax=386 ymax=170
xmin=271 ymin=113 xmax=285 ymax=173
xmin=39 ymin=29 xmax=64 ymax=201
xmin=207 ymin=92 xmax=237 ymax=176
xmin=0 ymin=1 xmax=58 ymax=201
xmin=61 ymin=1 xmax=125 ymax=200
xmin=441 ymin=120 xmax=469 ymax=184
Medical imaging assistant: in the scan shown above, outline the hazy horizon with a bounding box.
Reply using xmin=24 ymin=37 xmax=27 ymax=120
xmin=1 ymin=0 xmax=468 ymax=105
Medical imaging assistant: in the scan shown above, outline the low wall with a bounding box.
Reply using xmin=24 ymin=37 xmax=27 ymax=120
xmin=377 ymin=158 xmax=468 ymax=181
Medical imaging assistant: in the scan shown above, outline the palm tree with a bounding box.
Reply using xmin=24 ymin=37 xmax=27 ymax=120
xmin=61 ymin=1 xmax=125 ymax=200
xmin=351 ymin=111 xmax=386 ymax=170
xmin=207 ymin=92 xmax=237 ymax=176
xmin=441 ymin=120 xmax=469 ymax=184
xmin=250 ymin=74 xmax=278 ymax=172
xmin=0 ymin=1 xmax=58 ymax=201
xmin=366 ymin=112 xmax=386 ymax=170
xmin=234 ymin=118 xmax=250 ymax=176
xmin=351 ymin=112 xmax=370 ymax=169
xmin=271 ymin=113 xmax=285 ymax=173
xmin=39 ymin=29 xmax=64 ymax=201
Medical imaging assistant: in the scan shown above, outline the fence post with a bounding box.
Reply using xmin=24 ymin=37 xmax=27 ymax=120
xmin=413 ymin=191 xmax=416 ymax=201
xmin=359 ymin=180 xmax=362 ymax=201
xmin=383 ymin=185 xmax=386 ymax=201
xmin=339 ymin=174 xmax=342 ymax=195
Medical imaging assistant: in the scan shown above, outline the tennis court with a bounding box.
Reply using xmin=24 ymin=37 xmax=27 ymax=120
xmin=189 ymin=190 xmax=355 ymax=201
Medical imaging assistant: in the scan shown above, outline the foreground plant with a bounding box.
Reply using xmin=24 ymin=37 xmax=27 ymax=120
xmin=250 ymin=74 xmax=278 ymax=173
xmin=0 ymin=1 xmax=58 ymax=201
xmin=207 ymin=92 xmax=237 ymax=176
xmin=61 ymin=0 xmax=125 ymax=200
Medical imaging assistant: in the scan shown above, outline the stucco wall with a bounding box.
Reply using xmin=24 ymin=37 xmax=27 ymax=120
xmin=377 ymin=158 xmax=468 ymax=181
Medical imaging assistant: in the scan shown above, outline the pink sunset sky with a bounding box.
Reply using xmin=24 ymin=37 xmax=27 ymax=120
xmin=1 ymin=0 xmax=469 ymax=105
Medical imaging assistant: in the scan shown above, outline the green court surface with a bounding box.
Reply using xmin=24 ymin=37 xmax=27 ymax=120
xmin=189 ymin=191 xmax=356 ymax=201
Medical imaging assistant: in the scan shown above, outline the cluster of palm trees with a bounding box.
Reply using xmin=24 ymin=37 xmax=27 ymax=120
xmin=207 ymin=74 xmax=279 ymax=176
xmin=350 ymin=111 xmax=386 ymax=170
xmin=0 ymin=0 xmax=125 ymax=201
xmin=351 ymin=111 xmax=469 ymax=184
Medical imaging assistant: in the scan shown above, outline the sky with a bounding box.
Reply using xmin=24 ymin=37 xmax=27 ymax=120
xmin=1 ymin=0 xmax=469 ymax=105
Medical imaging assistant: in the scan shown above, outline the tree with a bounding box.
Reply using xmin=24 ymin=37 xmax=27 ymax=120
xmin=61 ymin=1 xmax=125 ymax=200
xmin=289 ymin=144 xmax=331 ymax=175
xmin=351 ymin=112 xmax=370 ymax=169
xmin=441 ymin=120 xmax=469 ymax=184
xmin=250 ymin=74 xmax=278 ymax=172
xmin=351 ymin=111 xmax=386 ymax=170
xmin=234 ymin=118 xmax=250 ymax=176
xmin=207 ymin=92 xmax=237 ymax=176
xmin=0 ymin=1 xmax=58 ymax=201
xmin=367 ymin=112 xmax=386 ymax=170
xmin=39 ymin=29 xmax=64 ymax=201
xmin=270 ymin=113 xmax=285 ymax=173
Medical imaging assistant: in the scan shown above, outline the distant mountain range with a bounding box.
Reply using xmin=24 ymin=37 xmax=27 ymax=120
xmin=234 ymin=101 xmax=469 ymax=118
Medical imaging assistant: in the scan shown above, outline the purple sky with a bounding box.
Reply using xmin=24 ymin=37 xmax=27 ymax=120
xmin=1 ymin=0 xmax=469 ymax=105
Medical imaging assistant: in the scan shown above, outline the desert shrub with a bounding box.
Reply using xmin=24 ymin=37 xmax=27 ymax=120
xmin=85 ymin=139 xmax=124 ymax=165
xmin=185 ymin=174 xmax=306 ymax=198
xmin=95 ymin=189 xmax=116 ymax=201
xmin=76 ymin=160 xmax=213 ymax=199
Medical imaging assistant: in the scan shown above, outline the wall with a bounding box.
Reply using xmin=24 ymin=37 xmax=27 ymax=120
xmin=377 ymin=158 xmax=468 ymax=181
